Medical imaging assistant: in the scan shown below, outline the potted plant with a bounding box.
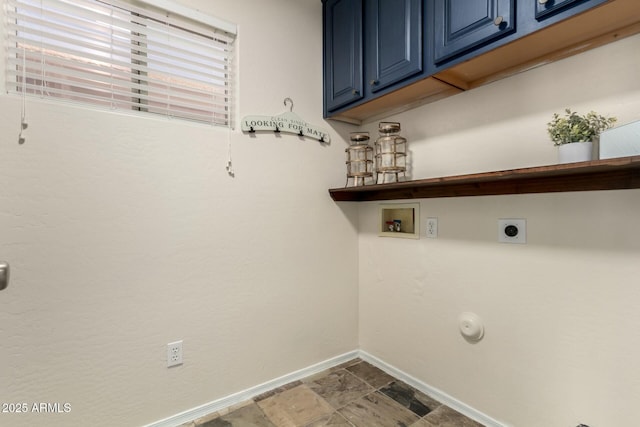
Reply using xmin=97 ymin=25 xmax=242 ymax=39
xmin=547 ymin=109 xmax=616 ymax=163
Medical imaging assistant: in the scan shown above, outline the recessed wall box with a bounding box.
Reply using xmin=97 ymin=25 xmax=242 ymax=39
xmin=379 ymin=203 xmax=420 ymax=239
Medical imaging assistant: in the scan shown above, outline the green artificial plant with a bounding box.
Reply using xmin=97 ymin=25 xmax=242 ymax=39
xmin=547 ymin=108 xmax=617 ymax=146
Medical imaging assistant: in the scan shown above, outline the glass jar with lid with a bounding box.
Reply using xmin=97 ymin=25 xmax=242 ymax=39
xmin=374 ymin=122 xmax=407 ymax=183
xmin=345 ymin=132 xmax=374 ymax=187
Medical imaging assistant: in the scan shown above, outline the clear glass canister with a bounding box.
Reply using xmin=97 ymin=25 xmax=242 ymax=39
xmin=375 ymin=122 xmax=407 ymax=183
xmin=345 ymin=132 xmax=374 ymax=187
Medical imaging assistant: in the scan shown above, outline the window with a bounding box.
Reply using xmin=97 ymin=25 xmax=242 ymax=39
xmin=5 ymin=0 xmax=236 ymax=126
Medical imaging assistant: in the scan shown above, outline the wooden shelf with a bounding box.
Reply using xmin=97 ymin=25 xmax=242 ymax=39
xmin=329 ymin=156 xmax=640 ymax=202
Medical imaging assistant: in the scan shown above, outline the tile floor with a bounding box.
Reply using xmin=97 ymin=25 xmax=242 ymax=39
xmin=181 ymin=359 xmax=485 ymax=427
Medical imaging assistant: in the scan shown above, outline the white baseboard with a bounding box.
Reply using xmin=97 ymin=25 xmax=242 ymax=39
xmin=143 ymin=350 xmax=359 ymax=427
xmin=143 ymin=349 xmax=509 ymax=427
xmin=358 ymin=350 xmax=511 ymax=427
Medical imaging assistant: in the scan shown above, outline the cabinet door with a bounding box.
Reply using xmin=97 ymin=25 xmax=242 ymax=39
xmin=366 ymin=0 xmax=422 ymax=93
xmin=323 ymin=0 xmax=363 ymax=112
xmin=433 ymin=0 xmax=515 ymax=64
xmin=535 ymin=0 xmax=600 ymax=20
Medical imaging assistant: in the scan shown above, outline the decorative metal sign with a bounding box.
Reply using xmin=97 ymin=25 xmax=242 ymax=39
xmin=241 ymin=98 xmax=331 ymax=143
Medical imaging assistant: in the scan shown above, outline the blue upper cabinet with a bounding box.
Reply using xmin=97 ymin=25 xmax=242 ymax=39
xmin=365 ymin=0 xmax=423 ymax=94
xmin=433 ymin=0 xmax=515 ymax=64
xmin=323 ymin=0 xmax=363 ymax=112
xmin=323 ymin=0 xmax=434 ymax=118
xmin=531 ymin=0 xmax=610 ymax=31
xmin=323 ymin=0 xmax=637 ymax=123
xmin=535 ymin=0 xmax=598 ymax=21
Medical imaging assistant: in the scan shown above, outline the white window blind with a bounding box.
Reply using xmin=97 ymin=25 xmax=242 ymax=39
xmin=5 ymin=0 xmax=236 ymax=126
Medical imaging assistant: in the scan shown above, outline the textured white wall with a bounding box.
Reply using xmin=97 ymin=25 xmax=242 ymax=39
xmin=357 ymin=35 xmax=640 ymax=427
xmin=3 ymin=2 xmax=639 ymax=426
xmin=0 ymin=1 xmax=358 ymax=426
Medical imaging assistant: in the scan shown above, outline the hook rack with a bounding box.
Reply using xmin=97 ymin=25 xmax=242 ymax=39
xmin=240 ymin=97 xmax=330 ymax=143
xmin=284 ymin=97 xmax=294 ymax=112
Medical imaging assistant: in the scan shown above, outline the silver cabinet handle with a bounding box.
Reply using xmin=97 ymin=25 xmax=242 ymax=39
xmin=0 ymin=261 xmax=9 ymax=291
xmin=369 ymin=79 xmax=379 ymax=86
xmin=494 ymin=16 xmax=504 ymax=26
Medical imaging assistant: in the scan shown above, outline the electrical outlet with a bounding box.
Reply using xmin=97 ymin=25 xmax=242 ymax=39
xmin=167 ymin=341 xmax=183 ymax=367
xmin=426 ymin=217 xmax=438 ymax=238
xmin=498 ymin=219 xmax=526 ymax=244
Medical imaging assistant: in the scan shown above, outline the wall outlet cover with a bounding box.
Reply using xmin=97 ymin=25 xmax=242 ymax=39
xmin=167 ymin=341 xmax=183 ymax=367
xmin=425 ymin=217 xmax=438 ymax=238
xmin=498 ymin=219 xmax=526 ymax=244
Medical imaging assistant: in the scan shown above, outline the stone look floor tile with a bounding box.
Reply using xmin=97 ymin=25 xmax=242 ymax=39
xmin=254 ymin=381 xmax=303 ymax=402
xmin=306 ymin=369 xmax=374 ymax=409
xmin=186 ymin=359 xmax=485 ymax=427
xmin=301 ymin=359 xmax=363 ymax=386
xmin=256 ymin=384 xmax=334 ymax=427
xmin=201 ymin=399 xmax=254 ymax=421
xmin=195 ymin=410 xmax=224 ymax=425
xmin=344 ymin=361 xmax=395 ymax=389
xmin=304 ymin=412 xmax=355 ymax=427
xmin=338 ymin=391 xmax=420 ymax=427
xmin=379 ymin=381 xmax=442 ymax=417
xmin=410 ymin=419 xmax=434 ymax=427
xmin=198 ymin=402 xmax=276 ymax=427
xmin=416 ymin=405 xmax=485 ymax=427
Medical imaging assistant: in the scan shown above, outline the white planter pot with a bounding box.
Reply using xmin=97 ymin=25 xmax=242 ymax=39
xmin=558 ymin=141 xmax=593 ymax=164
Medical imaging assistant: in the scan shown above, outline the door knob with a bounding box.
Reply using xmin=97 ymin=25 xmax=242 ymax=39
xmin=494 ymin=16 xmax=504 ymax=26
xmin=0 ymin=261 xmax=9 ymax=291
xmin=369 ymin=79 xmax=379 ymax=86
xmin=539 ymin=0 xmax=548 ymax=3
